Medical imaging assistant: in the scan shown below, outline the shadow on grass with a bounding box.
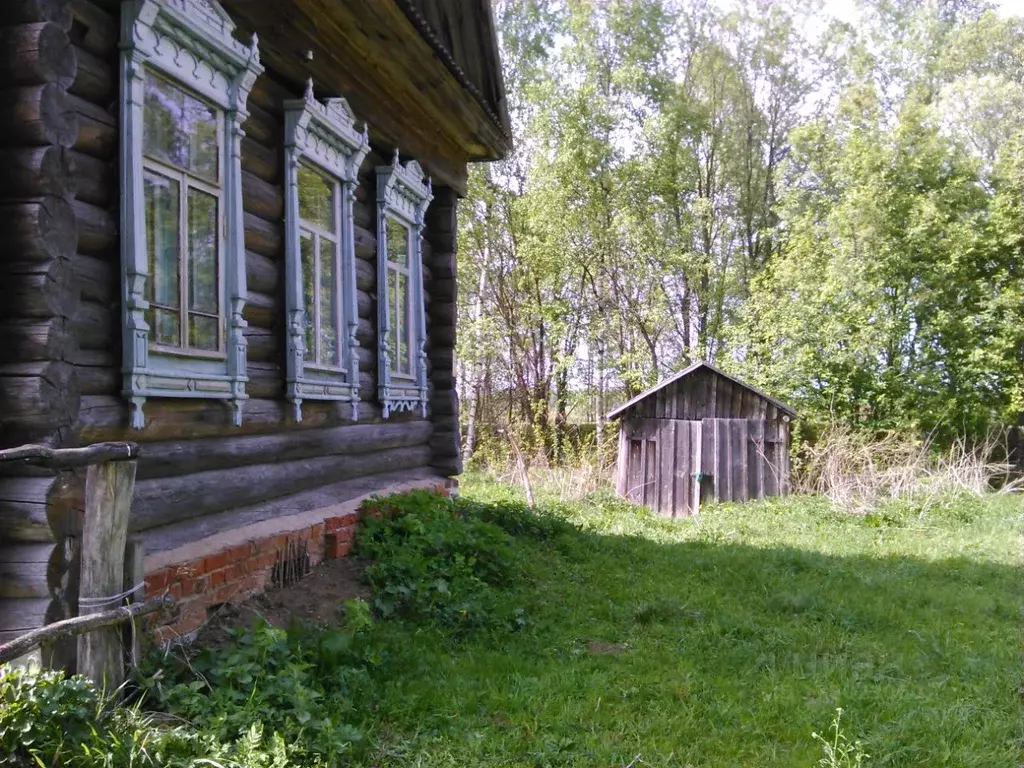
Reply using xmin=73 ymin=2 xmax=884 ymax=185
xmin=362 ymin=507 xmax=1022 ymax=768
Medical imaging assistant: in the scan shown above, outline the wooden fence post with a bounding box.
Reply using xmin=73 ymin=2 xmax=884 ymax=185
xmin=77 ymin=458 xmax=137 ymax=689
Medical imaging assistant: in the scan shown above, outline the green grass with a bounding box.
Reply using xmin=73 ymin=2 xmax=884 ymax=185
xmin=352 ymin=482 xmax=1022 ymax=767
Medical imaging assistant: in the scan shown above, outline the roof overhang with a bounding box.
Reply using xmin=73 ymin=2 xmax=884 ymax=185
xmin=607 ymin=361 xmax=798 ymax=421
xmin=222 ymin=0 xmax=511 ymax=195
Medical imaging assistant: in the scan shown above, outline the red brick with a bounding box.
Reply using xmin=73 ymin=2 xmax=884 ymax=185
xmin=309 ymin=523 xmax=325 ymax=539
xmin=145 ymin=568 xmax=171 ymax=594
xmin=228 ymin=542 xmax=252 ymax=563
xmin=335 ymin=525 xmax=356 ymax=542
xmin=167 ymin=581 xmax=183 ymax=601
xmin=210 ymin=568 xmax=227 ymax=587
xmin=204 ymin=551 xmax=230 ymax=572
xmin=325 ymin=533 xmax=352 ymax=559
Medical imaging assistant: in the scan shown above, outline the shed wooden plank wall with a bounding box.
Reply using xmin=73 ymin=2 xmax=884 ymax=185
xmin=0 ymin=0 xmax=463 ymax=640
xmin=628 ymin=367 xmax=786 ymax=423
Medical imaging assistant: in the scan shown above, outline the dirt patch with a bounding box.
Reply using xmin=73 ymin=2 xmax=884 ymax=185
xmin=587 ymin=641 xmax=630 ymax=655
xmin=195 ymin=557 xmax=372 ymax=649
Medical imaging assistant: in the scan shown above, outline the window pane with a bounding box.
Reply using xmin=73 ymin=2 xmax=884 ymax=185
xmin=319 ymin=238 xmax=338 ymax=366
xmin=144 ymin=73 xmax=219 ymax=183
xmin=145 ymin=170 xmax=180 ymax=346
xmin=301 ymin=233 xmax=316 ymax=363
xmin=188 ymin=188 xmax=218 ymax=315
xmin=148 ymin=308 xmax=180 ymax=347
xmin=396 ymin=271 xmax=409 ymax=374
xmin=298 ymin=164 xmax=334 ymax=231
xmin=188 ymin=314 xmax=219 ymax=351
xmin=386 ymin=217 xmax=409 ymax=266
xmin=387 ymin=269 xmax=397 ymax=373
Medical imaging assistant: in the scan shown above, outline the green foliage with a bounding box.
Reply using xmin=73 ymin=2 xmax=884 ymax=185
xmin=145 ymin=611 xmax=373 ymax=766
xmin=813 ymin=709 xmax=871 ymax=768
xmin=356 ymin=491 xmax=525 ymax=630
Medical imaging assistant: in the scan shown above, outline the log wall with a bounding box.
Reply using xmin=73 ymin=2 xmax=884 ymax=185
xmin=0 ymin=0 xmax=465 ymax=646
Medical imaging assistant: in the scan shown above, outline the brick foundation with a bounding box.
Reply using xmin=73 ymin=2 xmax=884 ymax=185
xmin=145 ymin=482 xmax=451 ymax=645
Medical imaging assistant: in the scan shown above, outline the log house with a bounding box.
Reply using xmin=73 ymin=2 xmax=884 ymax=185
xmin=0 ymin=0 xmax=508 ymax=651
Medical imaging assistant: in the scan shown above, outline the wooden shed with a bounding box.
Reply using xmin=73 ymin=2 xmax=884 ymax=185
xmin=608 ymin=362 xmax=796 ymax=517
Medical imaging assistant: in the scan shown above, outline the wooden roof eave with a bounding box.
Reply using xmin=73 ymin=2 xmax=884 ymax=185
xmin=606 ymin=361 xmax=798 ymax=421
xmin=221 ymin=0 xmax=511 ymax=194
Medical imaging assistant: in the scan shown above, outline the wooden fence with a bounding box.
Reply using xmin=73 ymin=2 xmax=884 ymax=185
xmin=0 ymin=442 xmax=169 ymax=688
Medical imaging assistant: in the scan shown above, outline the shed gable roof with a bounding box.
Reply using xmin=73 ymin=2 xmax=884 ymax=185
xmin=607 ymin=361 xmax=797 ymax=421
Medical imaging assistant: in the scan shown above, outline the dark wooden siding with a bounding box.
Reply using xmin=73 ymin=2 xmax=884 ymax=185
xmin=0 ymin=0 xmax=465 ymax=638
xmin=627 ymin=367 xmax=782 ymax=422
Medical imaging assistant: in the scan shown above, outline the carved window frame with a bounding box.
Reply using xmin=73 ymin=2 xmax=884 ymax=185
xmin=376 ymin=152 xmax=432 ymax=418
xmin=119 ymin=0 xmax=262 ymax=429
xmin=283 ymin=82 xmax=370 ymax=422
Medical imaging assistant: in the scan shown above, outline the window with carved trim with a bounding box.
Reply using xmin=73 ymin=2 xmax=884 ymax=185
xmin=119 ymin=0 xmax=262 ymax=429
xmin=376 ymin=152 xmax=431 ymax=418
xmin=283 ymin=82 xmax=369 ymax=422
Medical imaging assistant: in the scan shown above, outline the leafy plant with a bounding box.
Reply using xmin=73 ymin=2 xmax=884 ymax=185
xmin=812 ymin=709 xmax=871 ymax=768
xmin=356 ymin=491 xmax=525 ymax=630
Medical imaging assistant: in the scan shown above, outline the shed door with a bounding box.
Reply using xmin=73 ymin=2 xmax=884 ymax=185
xmin=618 ymin=419 xmax=702 ymax=517
xmin=700 ymin=418 xmax=788 ymax=503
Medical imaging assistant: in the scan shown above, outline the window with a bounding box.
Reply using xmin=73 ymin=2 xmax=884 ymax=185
xmin=120 ymin=0 xmax=262 ymax=429
xmin=282 ymin=83 xmax=369 ymax=422
xmin=376 ymin=152 xmax=432 ymax=418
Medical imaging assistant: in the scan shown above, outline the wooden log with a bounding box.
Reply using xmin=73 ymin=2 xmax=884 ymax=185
xmin=429 ymin=278 xmax=456 ymax=302
xmin=70 ymin=148 xmax=112 ymax=207
xmin=5 ymin=0 xmax=73 ymax=29
xmin=135 ymin=420 xmax=432 ymax=479
xmin=356 ymin=317 xmax=373 ymax=346
xmin=354 ymin=223 xmax=375 ymax=260
xmin=0 ymin=599 xmax=50 ymax=639
xmin=70 ymin=92 xmax=115 ymax=158
xmin=0 ymin=471 xmax=82 ymax=541
xmin=0 ymin=267 xmax=76 ymax=320
xmin=0 ymin=84 xmax=77 ymax=148
xmin=0 ymin=542 xmax=58 ymax=599
xmin=431 ymin=389 xmax=457 ymax=417
xmin=0 ymin=361 xmax=80 ymax=443
xmin=0 ymin=597 xmax=167 ymax=666
xmin=355 ymin=256 xmax=374 ymax=291
xmin=244 ymin=211 xmax=282 ymax=257
xmin=130 ymin=444 xmax=433 ymax=531
xmin=0 ymin=23 xmax=75 ymax=89
xmin=75 ymin=299 xmax=113 ymax=351
xmin=246 ymin=250 xmax=278 ymax=294
xmin=356 ymin=344 xmax=375 ymax=371
xmin=75 ymin=359 xmax=117 ymax=395
xmin=0 ymin=145 xmax=75 ymax=199
xmin=241 ymin=101 xmax=279 ymax=147
xmin=78 ymin=458 xmax=136 ymax=689
xmin=70 ymin=0 xmax=117 ymax=59
xmin=240 ymin=136 xmax=279 ymax=184
xmin=69 ymin=43 xmax=112 ymax=104
xmin=353 ymin=199 xmax=372 ymax=230
xmin=241 ymin=288 xmax=276 ymax=329
xmin=245 ymin=363 xmax=283 ymax=399
xmin=428 ymin=250 xmax=457 ymax=279
xmin=429 ymin=300 xmax=455 ymax=326
xmin=356 ymin=288 xmax=371 ymax=319
xmin=0 ymin=317 xmax=72 ymax=363
xmin=0 ymin=196 xmax=77 ymax=265
xmin=74 ymin=395 xmax=386 ymax=444
xmin=242 ymin=169 xmax=283 ymax=221
xmin=244 ymin=325 xmax=277 ymax=363
xmin=73 ymin=197 xmax=115 ymax=256
xmin=430 ymin=325 xmax=455 ymax=347
xmin=72 ymin=252 xmax=115 ymax=302
xmin=121 ymin=537 xmax=145 ymax=667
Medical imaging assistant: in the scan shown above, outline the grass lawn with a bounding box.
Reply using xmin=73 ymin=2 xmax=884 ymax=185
xmin=353 ymin=481 xmax=1022 ymax=767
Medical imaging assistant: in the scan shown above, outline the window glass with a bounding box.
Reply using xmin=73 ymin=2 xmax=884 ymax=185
xmin=187 ymin=188 xmax=219 ymax=350
xmin=396 ymin=271 xmax=409 ymax=374
xmin=301 ymin=233 xmax=316 ymax=363
xmin=144 ymin=170 xmax=180 ymax=346
xmin=319 ymin=237 xmax=338 ymax=366
xmin=387 ymin=271 xmax=398 ymax=373
xmin=298 ymin=164 xmax=334 ymax=231
xmin=386 ymin=217 xmax=408 ymax=266
xmin=143 ymin=74 xmax=218 ymax=183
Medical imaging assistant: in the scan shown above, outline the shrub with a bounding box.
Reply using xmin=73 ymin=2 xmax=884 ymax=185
xmin=356 ymin=490 xmax=523 ymax=630
xmin=145 ymin=608 xmax=373 ymax=766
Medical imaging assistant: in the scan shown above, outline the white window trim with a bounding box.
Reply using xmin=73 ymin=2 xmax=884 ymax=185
xmin=376 ymin=151 xmax=432 ymax=419
xmin=120 ymin=0 xmax=262 ymax=429
xmin=283 ymin=81 xmax=370 ymax=423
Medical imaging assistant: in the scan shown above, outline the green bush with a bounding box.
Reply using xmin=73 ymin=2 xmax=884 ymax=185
xmin=146 ymin=604 xmax=374 ymax=766
xmin=356 ymin=490 xmax=524 ymax=630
